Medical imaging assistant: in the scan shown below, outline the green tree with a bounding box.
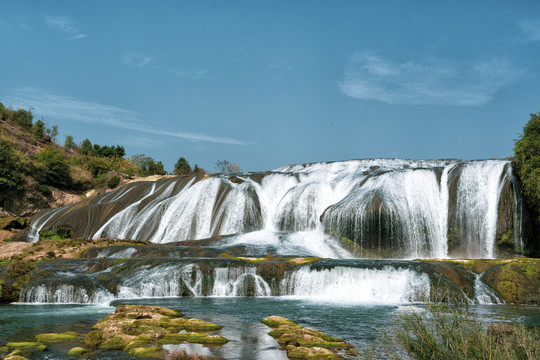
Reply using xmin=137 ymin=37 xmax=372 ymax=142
xmin=49 ymin=125 xmax=58 ymax=142
xmin=174 ymin=157 xmax=191 ymax=175
xmin=0 ymin=139 xmax=24 ymax=192
xmin=514 ymin=112 xmax=540 ymax=253
xmin=32 ymin=119 xmax=45 ymax=141
xmin=81 ymin=139 xmax=92 ymax=155
xmin=130 ymin=154 xmax=166 ymax=176
xmin=64 ymin=135 xmax=75 ymax=150
xmin=35 ymin=147 xmax=72 ymax=188
xmin=215 ymin=160 xmax=230 ymax=173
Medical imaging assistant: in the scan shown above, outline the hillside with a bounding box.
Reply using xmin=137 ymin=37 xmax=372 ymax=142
xmin=0 ymin=103 xmax=171 ymax=239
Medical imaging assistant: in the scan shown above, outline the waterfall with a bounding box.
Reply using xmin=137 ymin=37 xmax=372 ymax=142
xmin=25 ymin=159 xmax=521 ymax=259
xmin=280 ymin=265 xmax=430 ymax=304
xmin=454 ymin=160 xmax=509 ymax=258
xmin=474 ymin=272 xmax=504 ymax=304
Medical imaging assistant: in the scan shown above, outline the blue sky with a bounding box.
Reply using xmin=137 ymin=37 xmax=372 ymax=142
xmin=1 ymin=1 xmax=540 ymax=172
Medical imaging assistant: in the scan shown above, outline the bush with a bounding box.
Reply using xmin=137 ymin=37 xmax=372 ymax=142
xmin=107 ymin=176 xmax=121 ymax=189
xmin=32 ymin=119 xmax=45 ymax=141
xmin=384 ymin=302 xmax=540 ymax=360
xmin=166 ymin=349 xmax=212 ymax=360
xmin=7 ymin=261 xmax=36 ymax=277
xmin=0 ymin=138 xmax=25 ymax=192
xmin=35 ymin=147 xmax=72 ymax=188
xmin=36 ymin=184 xmax=52 ymax=196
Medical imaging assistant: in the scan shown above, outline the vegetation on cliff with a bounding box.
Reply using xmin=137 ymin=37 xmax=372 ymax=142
xmin=514 ymin=112 xmax=540 ymax=255
xmin=0 ymin=102 xmax=208 ymax=218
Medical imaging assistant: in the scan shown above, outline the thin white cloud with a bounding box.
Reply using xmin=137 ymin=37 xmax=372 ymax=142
xmin=122 ymin=53 xmax=153 ymax=67
xmin=5 ymin=88 xmax=249 ymax=145
xmin=168 ymin=68 xmax=209 ymax=79
xmin=44 ymin=15 xmax=87 ymax=40
xmin=340 ymin=52 xmax=521 ymax=106
xmin=122 ymin=52 xmax=209 ymax=79
xmin=518 ymin=19 xmax=540 ymax=42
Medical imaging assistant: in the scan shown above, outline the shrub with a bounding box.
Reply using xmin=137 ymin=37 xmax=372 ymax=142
xmin=0 ymin=138 xmax=25 ymax=192
xmin=64 ymin=135 xmax=75 ymax=150
xmin=166 ymin=349 xmax=212 ymax=360
xmin=384 ymin=302 xmax=540 ymax=360
xmin=514 ymin=112 xmax=540 ymax=253
xmin=35 ymin=146 xmax=72 ymax=188
xmin=36 ymin=184 xmax=52 ymax=196
xmin=32 ymin=119 xmax=45 ymax=140
xmin=7 ymin=261 xmax=36 ymax=277
xmin=107 ymin=176 xmax=121 ymax=189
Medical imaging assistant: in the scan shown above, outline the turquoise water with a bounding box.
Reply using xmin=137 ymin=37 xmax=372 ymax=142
xmin=1 ymin=298 xmax=540 ymax=359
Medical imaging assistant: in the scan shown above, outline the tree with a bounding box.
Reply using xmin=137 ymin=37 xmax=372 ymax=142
xmin=35 ymin=146 xmax=72 ymax=188
xmin=49 ymin=125 xmax=58 ymax=142
xmin=215 ymin=160 xmax=242 ymax=174
xmin=174 ymin=157 xmax=191 ymax=175
xmin=0 ymin=139 xmax=24 ymax=192
xmin=81 ymin=139 xmax=92 ymax=155
xmin=32 ymin=119 xmax=45 ymax=141
xmin=215 ymin=160 xmax=230 ymax=173
xmin=130 ymin=154 xmax=166 ymax=176
xmin=514 ymin=112 xmax=540 ymax=253
xmin=65 ymin=135 xmax=75 ymax=150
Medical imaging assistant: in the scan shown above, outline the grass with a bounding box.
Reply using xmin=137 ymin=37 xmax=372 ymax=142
xmin=381 ymin=302 xmax=540 ymax=360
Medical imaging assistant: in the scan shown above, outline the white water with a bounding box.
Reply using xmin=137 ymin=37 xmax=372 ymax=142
xmin=474 ymin=273 xmax=504 ymax=305
xmin=455 ymin=161 xmax=508 ymax=258
xmin=30 ymin=159 xmax=519 ymax=259
xmin=21 ymin=263 xmax=435 ymax=305
xmin=280 ymin=266 xmax=430 ymax=304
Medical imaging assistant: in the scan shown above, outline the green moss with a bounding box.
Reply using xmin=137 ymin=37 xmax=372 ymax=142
xmin=262 ymin=316 xmax=298 ymax=328
xmin=183 ymin=332 xmax=228 ymax=344
xmin=4 ymin=355 xmax=31 ymax=360
xmin=101 ymin=336 xmax=128 ymax=350
xmin=6 ymin=342 xmax=47 ymax=351
xmin=35 ymin=331 xmax=79 ymax=343
xmin=39 ymin=225 xmax=75 ymax=241
xmin=85 ymin=330 xmax=103 ymax=348
xmin=127 ymin=346 xmax=164 ymax=358
xmin=123 ymin=339 xmax=153 ymax=352
xmin=67 ymin=347 xmax=88 ymax=356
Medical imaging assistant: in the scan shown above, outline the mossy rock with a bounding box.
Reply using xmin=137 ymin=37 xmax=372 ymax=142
xmin=264 ymin=316 xmax=353 ymax=359
xmin=262 ymin=316 xmax=298 ymax=328
xmin=67 ymin=347 xmax=89 ymax=356
xmin=4 ymin=355 xmax=31 ymax=360
xmin=85 ymin=329 xmax=103 ymax=348
xmin=0 ymin=345 xmax=9 ymax=352
xmin=286 ymin=345 xmax=341 ymax=360
xmin=101 ymin=336 xmax=129 ymax=350
xmin=6 ymin=342 xmax=47 ymax=351
xmin=164 ymin=317 xmax=222 ymax=332
xmin=482 ymin=260 xmax=540 ymax=304
xmin=123 ymin=339 xmax=153 ymax=352
xmin=127 ymin=346 xmax=165 ymax=358
xmin=35 ymin=331 xmax=79 ymax=343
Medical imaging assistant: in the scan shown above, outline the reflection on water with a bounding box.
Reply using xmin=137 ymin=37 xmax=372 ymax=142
xmin=1 ymin=298 xmax=540 ymax=359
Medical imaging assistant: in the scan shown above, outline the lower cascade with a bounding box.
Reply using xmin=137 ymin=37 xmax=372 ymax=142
xmin=18 ymin=258 xmax=502 ymax=305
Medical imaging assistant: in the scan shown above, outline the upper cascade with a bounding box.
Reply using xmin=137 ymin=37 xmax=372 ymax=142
xmin=24 ymin=159 xmax=524 ymax=259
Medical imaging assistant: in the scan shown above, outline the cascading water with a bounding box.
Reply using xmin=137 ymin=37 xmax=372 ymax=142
xmin=280 ymin=265 xmax=430 ymax=304
xmin=25 ymin=159 xmax=521 ymax=259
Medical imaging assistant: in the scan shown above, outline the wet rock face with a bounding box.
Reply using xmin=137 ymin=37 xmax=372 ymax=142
xmin=481 ymin=260 xmax=540 ymax=304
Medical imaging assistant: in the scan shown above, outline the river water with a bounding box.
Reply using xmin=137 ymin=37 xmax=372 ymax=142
xmin=2 ymin=297 xmax=540 ymax=359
